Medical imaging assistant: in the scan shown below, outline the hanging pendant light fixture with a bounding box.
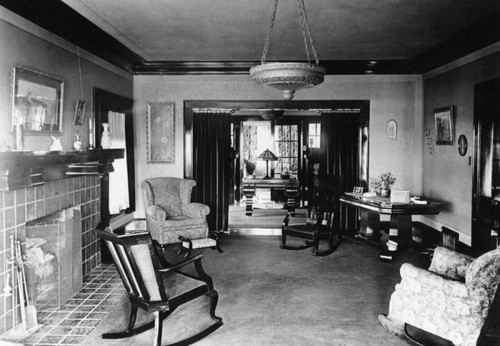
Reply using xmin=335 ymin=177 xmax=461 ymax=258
xmin=250 ymin=0 xmax=326 ymax=100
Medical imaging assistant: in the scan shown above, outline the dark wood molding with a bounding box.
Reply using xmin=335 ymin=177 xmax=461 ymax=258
xmin=410 ymin=10 xmax=500 ymax=73
xmin=0 ymin=149 xmax=124 ymax=190
xmin=0 ymin=0 xmax=143 ymax=72
xmin=132 ymin=60 xmax=414 ymax=75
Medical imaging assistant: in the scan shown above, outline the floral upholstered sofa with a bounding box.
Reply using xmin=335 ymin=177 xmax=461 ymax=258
xmin=380 ymin=246 xmax=500 ymax=346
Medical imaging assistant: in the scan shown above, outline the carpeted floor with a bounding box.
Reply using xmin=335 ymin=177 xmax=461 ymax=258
xmin=84 ymin=234 xmax=427 ymax=346
xmin=228 ymin=205 xmax=306 ymax=229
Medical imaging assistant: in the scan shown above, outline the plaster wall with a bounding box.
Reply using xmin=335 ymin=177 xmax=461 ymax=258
xmin=134 ymin=74 xmax=423 ymax=218
xmin=423 ymin=51 xmax=500 ymax=245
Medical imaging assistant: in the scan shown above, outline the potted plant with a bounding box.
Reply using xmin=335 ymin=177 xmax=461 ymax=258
xmin=370 ymin=172 xmax=396 ymax=198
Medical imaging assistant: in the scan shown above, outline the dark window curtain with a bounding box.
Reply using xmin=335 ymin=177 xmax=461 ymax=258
xmin=192 ymin=111 xmax=232 ymax=233
xmin=320 ymin=113 xmax=360 ymax=234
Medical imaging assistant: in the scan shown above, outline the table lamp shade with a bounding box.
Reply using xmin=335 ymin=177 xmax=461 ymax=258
xmin=257 ymin=149 xmax=278 ymax=162
xmin=257 ymin=149 xmax=278 ymax=179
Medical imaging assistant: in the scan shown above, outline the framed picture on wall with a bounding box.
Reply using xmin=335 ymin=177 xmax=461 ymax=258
xmin=434 ymin=106 xmax=455 ymax=145
xmin=146 ymin=102 xmax=175 ymax=163
xmin=386 ymin=119 xmax=397 ymax=140
xmin=11 ymin=65 xmax=64 ymax=135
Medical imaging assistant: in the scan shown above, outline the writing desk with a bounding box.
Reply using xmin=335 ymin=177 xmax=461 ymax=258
xmin=340 ymin=193 xmax=442 ymax=262
xmin=242 ymin=178 xmax=299 ymax=216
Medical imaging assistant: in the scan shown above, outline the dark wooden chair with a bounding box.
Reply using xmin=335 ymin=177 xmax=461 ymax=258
xmin=281 ymin=175 xmax=342 ymax=256
xmin=97 ymin=228 xmax=223 ymax=346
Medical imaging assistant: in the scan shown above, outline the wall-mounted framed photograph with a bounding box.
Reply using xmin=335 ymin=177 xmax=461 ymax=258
xmin=386 ymin=119 xmax=397 ymax=140
xmin=146 ymin=102 xmax=175 ymax=163
xmin=434 ymin=106 xmax=455 ymax=145
xmin=11 ymin=65 xmax=64 ymax=135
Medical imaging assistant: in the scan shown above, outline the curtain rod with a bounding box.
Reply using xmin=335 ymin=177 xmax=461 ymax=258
xmin=192 ymin=107 xmax=361 ymax=114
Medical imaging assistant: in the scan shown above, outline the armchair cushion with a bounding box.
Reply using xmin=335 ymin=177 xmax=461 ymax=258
xmin=147 ymin=178 xmax=183 ymax=217
xmin=428 ymin=246 xmax=475 ymax=280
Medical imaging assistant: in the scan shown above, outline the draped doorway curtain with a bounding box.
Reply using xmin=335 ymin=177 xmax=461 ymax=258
xmin=320 ymin=113 xmax=364 ymax=234
xmin=191 ymin=111 xmax=232 ymax=233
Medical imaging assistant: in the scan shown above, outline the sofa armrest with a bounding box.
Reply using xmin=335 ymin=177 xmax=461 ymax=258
xmin=428 ymin=246 xmax=475 ymax=280
xmin=400 ymin=263 xmax=469 ymax=298
xmin=183 ymin=203 xmax=210 ymax=218
xmin=146 ymin=205 xmax=168 ymax=221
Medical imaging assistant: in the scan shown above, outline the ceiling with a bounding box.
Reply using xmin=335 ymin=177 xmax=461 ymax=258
xmin=2 ymin=0 xmax=500 ymax=74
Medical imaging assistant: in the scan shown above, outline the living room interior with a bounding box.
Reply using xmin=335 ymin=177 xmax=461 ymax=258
xmin=0 ymin=0 xmax=499 ymax=345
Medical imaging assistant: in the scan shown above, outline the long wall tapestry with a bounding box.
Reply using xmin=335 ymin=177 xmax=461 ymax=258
xmin=146 ymin=102 xmax=175 ymax=163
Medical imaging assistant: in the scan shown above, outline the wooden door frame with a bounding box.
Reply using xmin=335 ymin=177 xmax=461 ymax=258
xmin=472 ymin=78 xmax=500 ymax=252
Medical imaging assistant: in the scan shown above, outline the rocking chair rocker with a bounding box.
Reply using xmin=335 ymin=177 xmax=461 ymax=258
xmin=98 ymin=227 xmax=222 ymax=346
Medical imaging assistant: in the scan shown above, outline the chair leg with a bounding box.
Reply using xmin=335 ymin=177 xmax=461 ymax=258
xmin=312 ymin=237 xmax=320 ymax=256
xmin=209 ymin=232 xmax=224 ymax=253
xmin=280 ymin=231 xmax=287 ymax=248
xmin=153 ymin=311 xmax=162 ymax=346
xmin=126 ymin=305 xmax=138 ymax=334
xmin=207 ymin=290 xmax=223 ymax=323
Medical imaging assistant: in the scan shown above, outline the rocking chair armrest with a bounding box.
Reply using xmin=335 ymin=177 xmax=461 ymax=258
xmin=158 ymin=253 xmax=204 ymax=273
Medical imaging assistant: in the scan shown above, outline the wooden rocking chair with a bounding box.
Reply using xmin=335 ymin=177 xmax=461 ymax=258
xmin=281 ymin=175 xmax=342 ymax=256
xmin=98 ymin=227 xmax=223 ymax=346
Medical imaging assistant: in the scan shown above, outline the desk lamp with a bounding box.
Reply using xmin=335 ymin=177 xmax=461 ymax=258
xmin=257 ymin=148 xmax=278 ymax=179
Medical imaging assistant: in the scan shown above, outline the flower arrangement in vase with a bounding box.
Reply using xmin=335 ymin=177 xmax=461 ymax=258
xmin=370 ymin=172 xmax=396 ymax=198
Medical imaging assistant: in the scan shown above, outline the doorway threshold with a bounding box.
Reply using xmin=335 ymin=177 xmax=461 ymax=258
xmin=228 ymin=228 xmax=282 ymax=236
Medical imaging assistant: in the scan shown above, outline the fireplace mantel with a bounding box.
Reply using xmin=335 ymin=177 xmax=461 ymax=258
xmin=0 ymin=149 xmax=124 ymax=190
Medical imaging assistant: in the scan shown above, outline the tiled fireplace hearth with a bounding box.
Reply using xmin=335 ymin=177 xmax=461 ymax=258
xmin=0 ymin=148 xmax=123 ymax=337
xmin=0 ymin=176 xmax=101 ymax=335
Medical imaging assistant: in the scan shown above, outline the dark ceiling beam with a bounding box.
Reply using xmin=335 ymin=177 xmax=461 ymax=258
xmin=410 ymin=10 xmax=500 ymax=73
xmin=0 ymin=0 xmax=144 ymax=72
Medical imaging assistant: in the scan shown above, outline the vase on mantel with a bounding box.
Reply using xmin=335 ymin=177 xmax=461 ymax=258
xmin=101 ymin=123 xmax=111 ymax=149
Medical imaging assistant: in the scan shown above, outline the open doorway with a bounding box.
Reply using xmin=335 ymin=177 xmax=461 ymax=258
xmin=184 ymin=100 xmax=369 ymax=233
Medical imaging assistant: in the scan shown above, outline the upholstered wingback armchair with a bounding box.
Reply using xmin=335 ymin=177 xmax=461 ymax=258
xmin=381 ymin=246 xmax=500 ymax=346
xmin=141 ymin=177 xmax=210 ymax=245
